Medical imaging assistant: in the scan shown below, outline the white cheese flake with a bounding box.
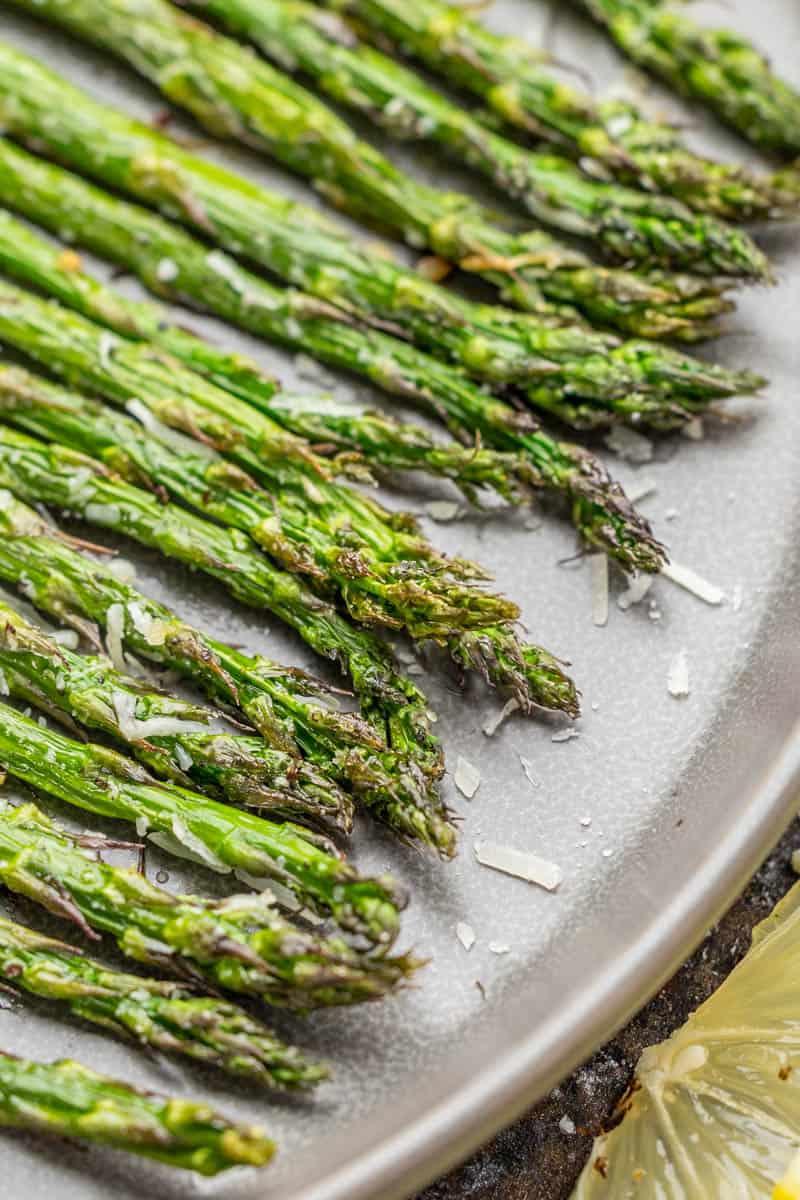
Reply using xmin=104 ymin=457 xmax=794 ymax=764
xmin=474 ymin=841 xmax=562 ymax=892
xmin=112 ymin=691 xmax=209 ymax=740
xmin=627 ymin=479 xmax=656 ymax=504
xmin=155 ymin=257 xmax=178 ymax=282
xmin=682 ymin=417 xmax=704 ymax=441
xmin=49 ymin=628 xmax=80 ymax=649
xmin=454 ymin=755 xmax=481 ymax=799
xmin=551 ymin=729 xmax=580 ymax=744
xmin=591 ymin=554 xmax=609 ymax=627
xmin=519 ymin=756 xmax=538 ymax=789
xmin=559 ymin=1115 xmax=576 ymax=1136
xmin=662 ymin=561 xmax=725 ymax=606
xmin=105 ymin=602 xmax=127 ymax=671
xmin=424 ymin=500 xmax=461 ymax=523
xmin=604 ymin=425 xmax=653 ymax=464
xmin=617 ymin=573 xmax=653 ymax=611
xmin=488 ymin=942 xmax=510 ymax=955
xmin=455 ymin=922 xmax=476 ymax=952
xmin=482 ymin=698 xmax=519 ymax=737
xmin=667 ymin=649 xmax=691 ymax=698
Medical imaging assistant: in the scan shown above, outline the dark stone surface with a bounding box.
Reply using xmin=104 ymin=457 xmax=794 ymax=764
xmin=419 ymin=818 xmax=800 ymax=1200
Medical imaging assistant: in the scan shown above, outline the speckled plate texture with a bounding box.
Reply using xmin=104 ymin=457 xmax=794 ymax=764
xmin=0 ymin=2 xmax=799 ymax=1198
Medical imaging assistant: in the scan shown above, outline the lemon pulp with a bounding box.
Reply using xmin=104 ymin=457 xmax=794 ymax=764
xmin=572 ymin=882 xmax=800 ymax=1198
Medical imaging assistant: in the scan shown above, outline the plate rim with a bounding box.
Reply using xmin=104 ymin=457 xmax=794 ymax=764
xmin=294 ymin=717 xmax=800 ymax=1200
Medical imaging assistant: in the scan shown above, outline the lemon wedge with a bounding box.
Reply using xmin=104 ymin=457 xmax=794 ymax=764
xmin=776 ymin=1148 xmax=800 ymax=1200
xmin=572 ymin=882 xmax=800 ymax=1198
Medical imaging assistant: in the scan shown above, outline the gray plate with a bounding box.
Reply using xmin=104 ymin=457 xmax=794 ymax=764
xmin=1 ymin=2 xmax=799 ymax=1197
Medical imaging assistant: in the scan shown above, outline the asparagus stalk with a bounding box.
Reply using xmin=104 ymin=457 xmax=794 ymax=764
xmin=0 ymin=1052 xmax=275 ymax=1172
xmin=571 ymin=0 xmax=800 ymax=158
xmin=265 ymin=394 xmax=523 ymax=502
xmin=307 ymin=0 xmax=796 ymax=219
xmin=0 ymin=492 xmax=456 ymax=855
xmin=0 ymin=143 xmax=665 ymax=569
xmin=8 ymin=0 xmax=771 ymax=281
xmin=0 ymin=916 xmax=327 ymax=1089
xmin=0 ymin=202 xmax=763 ymax=435
xmin=0 ymin=603 xmax=355 ymax=840
xmin=0 ymin=337 xmax=571 ymax=720
xmin=0 ymin=416 xmax=447 ymax=771
xmin=0 ymin=697 xmax=405 ymax=944
xmin=0 ymin=41 xmax=751 ymax=361
xmin=0 ymin=800 xmax=416 ymax=1005
xmin=0 ymin=204 xmax=523 ymax=500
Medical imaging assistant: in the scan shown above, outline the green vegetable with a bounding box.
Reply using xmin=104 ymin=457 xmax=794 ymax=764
xmin=0 ymin=799 xmax=416 ymax=1006
xmin=0 ymin=694 xmax=405 ymax=943
xmin=0 ymin=915 xmax=327 ymax=1089
xmin=0 ymin=490 xmax=455 ymax=855
xmin=0 ymin=339 xmax=570 ymax=718
xmin=0 ymin=139 xmax=667 ymax=571
xmin=0 ymin=1052 xmax=275 ymax=1173
xmin=572 ymin=0 xmax=800 ymax=157
xmin=0 ymin=200 xmax=763 ymax=434
xmin=311 ymin=0 xmax=796 ymax=216
xmin=6 ymin=0 xmax=771 ymax=279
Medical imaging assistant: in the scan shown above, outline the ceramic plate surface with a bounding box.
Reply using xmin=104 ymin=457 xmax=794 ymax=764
xmin=0 ymin=2 xmax=799 ymax=1197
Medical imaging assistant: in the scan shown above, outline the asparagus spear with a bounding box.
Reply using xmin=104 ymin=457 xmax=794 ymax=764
xmin=8 ymin=0 xmax=771 ymax=281
xmin=0 ymin=202 xmax=763 ymax=434
xmin=0 ymin=41 xmax=752 ymax=361
xmin=571 ymin=0 xmax=800 ymax=158
xmin=0 ymin=1052 xmax=275 ymax=1172
xmin=0 ymin=916 xmax=327 ymax=1089
xmin=0 ymin=143 xmax=665 ymax=569
xmin=307 ymin=0 xmax=795 ymax=219
xmin=0 ymin=697 xmax=404 ymax=944
xmin=0 ymin=492 xmax=456 ymax=855
xmin=0 ymin=205 xmax=523 ymax=502
xmin=0 ymin=335 xmax=570 ymax=720
xmin=0 ymin=605 xmax=354 ymax=840
xmin=0 ymin=800 xmax=416 ymax=1005
xmin=0 ymin=415 xmax=447 ymax=767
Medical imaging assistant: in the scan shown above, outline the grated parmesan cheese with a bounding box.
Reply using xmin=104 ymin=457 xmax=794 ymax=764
xmin=667 ymin=650 xmax=691 ymax=698
xmin=591 ymin=554 xmax=608 ymax=627
xmin=454 ymin=756 xmax=480 ymax=799
xmin=474 ymin=841 xmax=562 ymax=892
xmin=424 ymin=500 xmax=461 ymax=523
xmin=662 ymin=561 xmax=725 ymax=606
xmin=482 ymin=698 xmax=519 ymax=737
xmin=456 ymin=922 xmax=476 ymax=952
xmin=618 ymin=573 xmax=653 ymax=611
